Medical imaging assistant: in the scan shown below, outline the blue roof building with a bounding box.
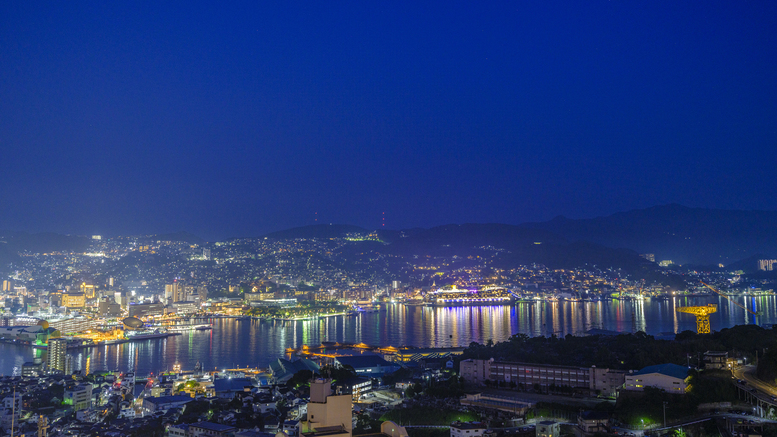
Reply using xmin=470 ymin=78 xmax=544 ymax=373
xmin=269 ymin=358 xmax=320 ymax=384
xmin=334 ymin=355 xmax=400 ymax=377
xmin=624 ymin=363 xmax=690 ymax=394
xmin=141 ymin=395 xmax=194 ymax=413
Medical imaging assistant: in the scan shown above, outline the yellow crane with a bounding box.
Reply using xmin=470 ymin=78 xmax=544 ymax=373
xmin=700 ymin=281 xmax=761 ymax=316
xmin=676 ymin=304 xmax=718 ymax=334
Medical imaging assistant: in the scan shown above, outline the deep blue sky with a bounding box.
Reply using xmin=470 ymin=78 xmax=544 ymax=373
xmin=1 ymin=2 xmax=776 ymax=240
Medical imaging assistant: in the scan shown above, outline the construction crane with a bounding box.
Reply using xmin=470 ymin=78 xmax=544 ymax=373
xmin=700 ymin=281 xmax=761 ymax=316
xmin=676 ymin=304 xmax=718 ymax=334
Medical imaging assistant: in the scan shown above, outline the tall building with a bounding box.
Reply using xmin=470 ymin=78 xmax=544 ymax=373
xmin=301 ymin=379 xmax=352 ymax=437
xmin=165 ymin=282 xmax=184 ymax=303
xmin=1 ymin=280 xmax=10 ymax=292
xmin=47 ymin=338 xmax=68 ymax=374
xmin=197 ymin=285 xmax=208 ymax=302
xmin=758 ymin=259 xmax=777 ymax=271
xmin=80 ymin=283 xmax=96 ymax=299
xmin=184 ymin=285 xmax=196 ymax=302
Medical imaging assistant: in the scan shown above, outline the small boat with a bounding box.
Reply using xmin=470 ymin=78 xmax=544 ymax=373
xmin=195 ymin=325 xmax=212 ymax=331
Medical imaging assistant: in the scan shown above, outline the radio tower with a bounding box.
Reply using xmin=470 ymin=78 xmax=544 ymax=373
xmin=382 ymin=212 xmax=385 ymax=227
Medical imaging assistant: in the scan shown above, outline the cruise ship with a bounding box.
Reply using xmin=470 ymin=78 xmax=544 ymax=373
xmin=427 ymin=285 xmax=516 ymax=306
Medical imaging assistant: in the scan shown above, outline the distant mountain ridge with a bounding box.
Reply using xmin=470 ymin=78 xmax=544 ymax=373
xmin=2 ymin=204 xmax=776 ymax=271
xmin=0 ymin=231 xmax=91 ymax=254
xmin=522 ymin=204 xmax=777 ymax=265
xmin=258 ymin=205 xmax=777 ymax=267
xmin=262 ymin=224 xmax=369 ymax=240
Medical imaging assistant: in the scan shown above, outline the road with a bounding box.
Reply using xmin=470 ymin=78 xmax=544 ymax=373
xmin=733 ymin=365 xmax=777 ymax=398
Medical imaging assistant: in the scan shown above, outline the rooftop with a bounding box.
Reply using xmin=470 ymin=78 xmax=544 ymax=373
xmin=303 ymin=425 xmax=350 ymax=437
xmin=335 ymin=355 xmax=394 ymax=368
xmin=143 ymin=395 xmax=194 ymax=405
xmin=451 ymin=422 xmax=487 ymax=430
xmin=190 ymin=421 xmax=237 ymax=432
xmin=633 ymin=363 xmax=689 ymax=380
xmin=579 ymin=411 xmax=609 ymax=421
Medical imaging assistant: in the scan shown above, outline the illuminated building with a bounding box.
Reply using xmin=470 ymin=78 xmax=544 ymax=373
xmin=22 ymin=360 xmax=44 ymax=377
xmin=64 ymin=384 xmax=93 ymax=411
xmin=460 ymin=359 xmax=625 ymax=397
xmin=80 ymin=283 xmax=96 ymax=299
xmin=61 ymin=293 xmax=86 ymax=308
xmin=1 ymin=281 xmax=10 ymax=292
xmin=48 ymin=317 xmax=101 ymax=333
xmin=301 ymin=379 xmax=352 ymax=437
xmin=128 ymin=302 xmax=165 ymax=318
xmin=334 ymin=355 xmax=399 ymax=377
xmin=758 ymin=259 xmax=777 ymax=271
xmin=393 ymin=347 xmax=464 ymax=363
xmin=47 ymin=337 xmax=68 ymax=374
xmin=166 ymin=282 xmax=185 ymax=302
xmin=98 ymin=298 xmax=122 ymax=317
xmin=623 ymin=363 xmax=689 ymax=393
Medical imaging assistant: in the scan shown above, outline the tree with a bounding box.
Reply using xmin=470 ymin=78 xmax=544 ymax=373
xmin=405 ymin=385 xmax=416 ymax=398
xmin=758 ymin=346 xmax=777 ymax=384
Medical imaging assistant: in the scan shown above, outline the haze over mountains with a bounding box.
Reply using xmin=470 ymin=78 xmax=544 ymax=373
xmin=264 ymin=205 xmax=777 ymax=269
xmin=523 ymin=204 xmax=777 ymax=266
xmin=1 ymin=204 xmax=776 ymax=272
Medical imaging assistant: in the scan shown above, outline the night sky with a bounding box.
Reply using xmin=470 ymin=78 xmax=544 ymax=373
xmin=2 ymin=2 xmax=776 ymax=240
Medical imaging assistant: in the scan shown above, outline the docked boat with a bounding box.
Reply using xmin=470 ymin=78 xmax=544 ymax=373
xmin=427 ymin=285 xmax=516 ymax=306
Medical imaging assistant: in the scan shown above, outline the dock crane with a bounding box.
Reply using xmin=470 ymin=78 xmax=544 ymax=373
xmin=676 ymin=304 xmax=717 ymax=334
xmin=700 ymin=281 xmax=761 ymax=316
xmin=676 ymin=281 xmax=761 ymax=334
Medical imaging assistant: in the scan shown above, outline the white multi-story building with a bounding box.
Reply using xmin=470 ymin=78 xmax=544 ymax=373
xmin=301 ymin=379 xmax=352 ymax=437
xmin=64 ymin=383 xmax=93 ymax=411
xmin=450 ymin=421 xmax=486 ymax=437
xmin=460 ymin=359 xmax=626 ymax=397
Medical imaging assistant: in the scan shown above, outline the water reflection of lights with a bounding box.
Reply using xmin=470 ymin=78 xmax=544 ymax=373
xmin=4 ymin=296 xmax=775 ymax=376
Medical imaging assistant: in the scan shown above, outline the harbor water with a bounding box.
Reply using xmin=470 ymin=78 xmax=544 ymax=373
xmin=0 ymin=294 xmax=773 ymax=376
